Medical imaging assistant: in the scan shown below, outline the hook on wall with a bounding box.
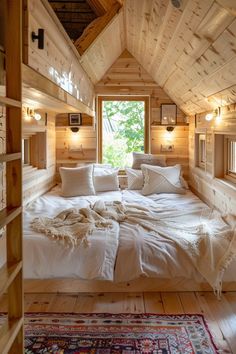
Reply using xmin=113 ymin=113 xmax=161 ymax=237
xmin=31 ymin=29 xmax=44 ymax=49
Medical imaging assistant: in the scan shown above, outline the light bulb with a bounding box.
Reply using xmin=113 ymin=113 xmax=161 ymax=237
xmin=34 ymin=113 xmax=41 ymax=121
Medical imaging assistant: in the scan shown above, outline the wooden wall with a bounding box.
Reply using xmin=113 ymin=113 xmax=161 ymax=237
xmin=25 ymin=0 xmax=95 ymax=112
xmin=95 ymin=50 xmax=189 ymax=178
xmin=189 ymin=104 xmax=236 ymax=214
xmin=55 ymin=113 xmax=96 ymax=181
xmin=23 ymin=110 xmax=56 ymax=204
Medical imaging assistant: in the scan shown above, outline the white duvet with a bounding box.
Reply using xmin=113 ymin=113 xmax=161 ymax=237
xmin=0 ymin=187 xmax=236 ymax=284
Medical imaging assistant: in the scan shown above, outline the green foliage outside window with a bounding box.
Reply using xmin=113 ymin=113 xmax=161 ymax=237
xmin=102 ymin=100 xmax=144 ymax=168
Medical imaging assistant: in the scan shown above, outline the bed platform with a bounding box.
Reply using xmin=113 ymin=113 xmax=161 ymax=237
xmin=24 ymin=278 xmax=236 ymax=294
xmin=1 ymin=186 xmax=236 ymax=294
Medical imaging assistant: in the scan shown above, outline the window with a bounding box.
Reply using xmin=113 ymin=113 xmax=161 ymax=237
xmin=195 ymin=132 xmax=206 ymax=169
xmin=22 ymin=139 xmax=30 ymax=165
xmin=198 ymin=134 xmax=206 ymax=168
xmin=225 ymin=135 xmax=236 ymax=182
xmin=98 ymin=97 xmax=149 ymax=168
xmin=22 ymin=132 xmax=47 ymax=169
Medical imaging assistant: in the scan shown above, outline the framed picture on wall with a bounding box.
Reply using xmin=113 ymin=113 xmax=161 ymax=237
xmin=69 ymin=113 xmax=82 ymax=126
xmin=160 ymin=104 xmax=177 ymax=125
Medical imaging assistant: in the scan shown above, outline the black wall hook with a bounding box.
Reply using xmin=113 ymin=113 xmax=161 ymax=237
xmin=31 ymin=28 xmax=44 ymax=49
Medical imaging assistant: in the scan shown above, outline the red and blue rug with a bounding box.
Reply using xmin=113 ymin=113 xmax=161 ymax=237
xmin=19 ymin=313 xmax=219 ymax=353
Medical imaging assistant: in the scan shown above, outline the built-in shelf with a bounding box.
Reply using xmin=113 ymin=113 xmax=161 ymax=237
xmin=151 ymin=123 xmax=189 ymax=127
xmin=0 ymin=317 xmax=24 ymax=354
xmin=0 ymin=96 xmax=22 ymax=108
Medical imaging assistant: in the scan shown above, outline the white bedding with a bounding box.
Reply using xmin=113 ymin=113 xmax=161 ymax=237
xmin=0 ymin=187 xmax=236 ymax=284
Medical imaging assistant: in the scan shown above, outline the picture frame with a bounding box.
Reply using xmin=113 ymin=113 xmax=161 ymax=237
xmin=160 ymin=104 xmax=177 ymax=125
xmin=69 ymin=113 xmax=82 ymax=126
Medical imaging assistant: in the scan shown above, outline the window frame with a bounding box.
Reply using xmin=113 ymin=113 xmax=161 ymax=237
xmin=198 ymin=134 xmax=206 ymax=169
xmin=195 ymin=129 xmax=206 ymax=170
xmin=224 ymin=135 xmax=236 ymax=183
xmin=97 ymin=96 xmax=150 ymax=165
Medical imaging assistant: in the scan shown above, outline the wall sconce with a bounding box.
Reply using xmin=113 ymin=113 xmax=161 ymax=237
xmin=165 ymin=126 xmax=175 ymax=140
xmin=23 ymin=107 xmax=42 ymax=122
xmin=166 ymin=126 xmax=175 ymax=133
xmin=215 ymin=107 xmax=222 ymax=124
xmin=70 ymin=127 xmax=80 ymax=133
xmin=31 ymin=29 xmax=44 ymax=49
xmin=205 ymin=113 xmax=213 ymax=121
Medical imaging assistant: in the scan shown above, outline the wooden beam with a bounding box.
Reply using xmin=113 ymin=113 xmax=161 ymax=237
xmin=86 ymin=0 xmax=117 ymax=16
xmin=75 ymin=2 xmax=121 ymax=55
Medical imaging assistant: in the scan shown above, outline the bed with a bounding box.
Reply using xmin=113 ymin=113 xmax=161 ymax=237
xmin=1 ymin=185 xmax=236 ymax=294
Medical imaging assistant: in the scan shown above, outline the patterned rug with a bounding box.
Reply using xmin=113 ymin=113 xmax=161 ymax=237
xmin=10 ymin=313 xmax=219 ymax=353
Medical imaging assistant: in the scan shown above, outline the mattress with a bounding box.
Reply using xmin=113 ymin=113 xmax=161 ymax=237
xmin=0 ymin=186 xmax=236 ymax=284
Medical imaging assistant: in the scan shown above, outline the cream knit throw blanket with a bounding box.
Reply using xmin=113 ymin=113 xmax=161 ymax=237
xmin=31 ymin=200 xmax=236 ymax=296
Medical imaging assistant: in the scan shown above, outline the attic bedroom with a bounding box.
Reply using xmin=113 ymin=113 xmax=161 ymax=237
xmin=0 ymin=0 xmax=236 ymax=353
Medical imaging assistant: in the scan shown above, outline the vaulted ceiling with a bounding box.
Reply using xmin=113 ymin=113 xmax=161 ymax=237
xmin=50 ymin=0 xmax=236 ymax=115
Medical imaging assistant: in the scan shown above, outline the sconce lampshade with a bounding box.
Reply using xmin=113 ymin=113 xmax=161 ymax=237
xmin=70 ymin=127 xmax=80 ymax=133
xmin=166 ymin=126 xmax=175 ymax=132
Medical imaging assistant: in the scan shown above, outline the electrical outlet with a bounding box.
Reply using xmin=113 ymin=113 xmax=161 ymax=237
xmin=161 ymin=144 xmax=174 ymax=152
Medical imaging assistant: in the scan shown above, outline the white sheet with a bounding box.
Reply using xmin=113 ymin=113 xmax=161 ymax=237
xmin=0 ymin=187 xmax=235 ymax=284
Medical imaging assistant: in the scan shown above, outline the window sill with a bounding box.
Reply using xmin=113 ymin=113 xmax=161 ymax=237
xmin=214 ymin=177 xmax=236 ymax=193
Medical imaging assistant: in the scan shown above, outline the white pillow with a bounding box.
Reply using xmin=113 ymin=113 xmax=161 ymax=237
xmin=132 ymin=152 xmax=166 ymax=169
xmin=94 ymin=167 xmax=119 ymax=192
xmin=141 ymin=164 xmax=186 ymax=195
xmin=126 ymin=168 xmax=143 ymax=190
xmin=60 ymin=165 xmax=95 ymax=197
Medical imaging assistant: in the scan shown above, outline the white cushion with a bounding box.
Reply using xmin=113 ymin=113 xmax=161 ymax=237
xmin=94 ymin=167 xmax=119 ymax=192
xmin=141 ymin=164 xmax=186 ymax=195
xmin=126 ymin=168 xmax=143 ymax=190
xmin=132 ymin=152 xmax=166 ymax=169
xmin=60 ymin=165 xmax=95 ymax=197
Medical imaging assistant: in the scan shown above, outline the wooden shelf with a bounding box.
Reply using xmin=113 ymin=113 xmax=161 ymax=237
xmin=151 ymin=123 xmax=189 ymax=127
xmin=0 ymin=317 xmax=24 ymax=354
xmin=0 ymin=261 xmax=23 ymax=297
xmin=0 ymin=153 xmax=21 ymax=163
xmin=0 ymin=207 xmax=22 ymax=230
xmin=0 ymin=96 xmax=22 ymax=108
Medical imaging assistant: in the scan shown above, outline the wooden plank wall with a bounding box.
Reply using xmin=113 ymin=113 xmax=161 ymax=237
xmin=188 ymin=104 xmax=236 ymax=214
xmin=23 ymin=111 xmax=56 ymax=204
xmin=25 ymin=0 xmax=94 ymax=112
xmin=95 ymin=50 xmax=189 ymax=178
xmin=56 ymin=113 xmax=96 ymax=181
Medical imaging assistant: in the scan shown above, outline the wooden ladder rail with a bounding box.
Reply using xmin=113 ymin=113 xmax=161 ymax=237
xmin=0 ymin=1 xmax=24 ymax=353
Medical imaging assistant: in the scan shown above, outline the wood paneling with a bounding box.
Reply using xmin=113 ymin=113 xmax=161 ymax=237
xmin=55 ymin=113 xmax=96 ymax=180
xmin=80 ymin=9 xmax=125 ymax=83
xmin=188 ymin=103 xmax=236 ymax=214
xmin=78 ymin=0 xmax=236 ymax=115
xmin=25 ymin=0 xmax=94 ymax=111
xmin=95 ymin=50 xmax=188 ymax=175
xmin=23 ymin=111 xmax=56 ymax=205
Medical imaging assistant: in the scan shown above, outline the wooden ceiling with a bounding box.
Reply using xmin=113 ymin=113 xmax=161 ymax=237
xmin=49 ymin=0 xmax=236 ymax=115
xmin=48 ymin=0 xmax=98 ymax=41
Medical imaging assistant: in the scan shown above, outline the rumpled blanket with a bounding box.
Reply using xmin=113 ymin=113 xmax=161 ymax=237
xmin=31 ymin=200 xmax=236 ymax=297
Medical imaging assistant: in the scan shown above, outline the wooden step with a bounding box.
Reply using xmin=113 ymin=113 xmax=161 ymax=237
xmin=0 ymin=96 xmax=22 ymax=108
xmin=0 ymin=207 xmax=22 ymax=230
xmin=0 ymin=317 xmax=24 ymax=354
xmin=0 ymin=153 xmax=21 ymax=163
xmin=0 ymin=261 xmax=23 ymax=297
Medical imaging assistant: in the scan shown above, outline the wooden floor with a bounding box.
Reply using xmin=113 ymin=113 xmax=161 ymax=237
xmin=1 ymin=291 xmax=236 ymax=353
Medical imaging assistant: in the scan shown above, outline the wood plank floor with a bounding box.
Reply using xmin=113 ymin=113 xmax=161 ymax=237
xmin=1 ymin=291 xmax=236 ymax=353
